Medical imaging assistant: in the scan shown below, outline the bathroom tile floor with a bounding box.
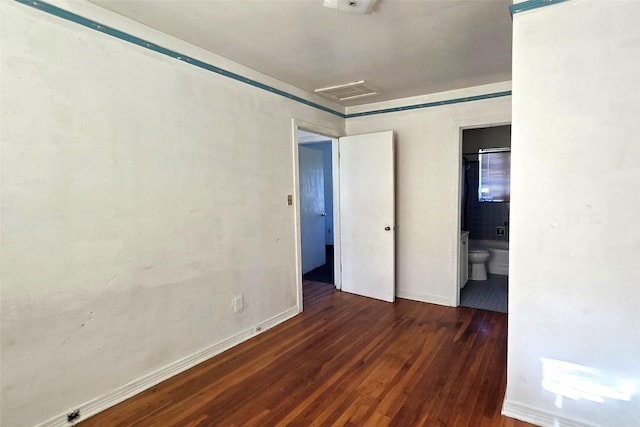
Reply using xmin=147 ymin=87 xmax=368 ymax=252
xmin=460 ymin=273 xmax=508 ymax=313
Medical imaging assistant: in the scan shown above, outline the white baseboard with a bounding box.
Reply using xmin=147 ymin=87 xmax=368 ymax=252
xmin=38 ymin=306 xmax=299 ymax=427
xmin=502 ymin=399 xmax=597 ymax=427
xmin=396 ymin=290 xmax=451 ymax=306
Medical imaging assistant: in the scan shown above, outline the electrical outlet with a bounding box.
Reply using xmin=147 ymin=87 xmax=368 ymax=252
xmin=67 ymin=409 xmax=80 ymax=423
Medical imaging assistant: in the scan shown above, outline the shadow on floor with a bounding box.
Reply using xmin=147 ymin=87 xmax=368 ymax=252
xmin=302 ymin=245 xmax=334 ymax=284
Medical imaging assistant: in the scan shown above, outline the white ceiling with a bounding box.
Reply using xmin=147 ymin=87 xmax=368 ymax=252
xmin=89 ymin=0 xmax=513 ymax=106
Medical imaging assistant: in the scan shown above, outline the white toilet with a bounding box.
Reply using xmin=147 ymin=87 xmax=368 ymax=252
xmin=468 ymin=248 xmax=491 ymax=281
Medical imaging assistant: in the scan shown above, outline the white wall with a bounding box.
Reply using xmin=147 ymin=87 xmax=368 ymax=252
xmin=0 ymin=1 xmax=343 ymax=426
xmin=504 ymin=1 xmax=640 ymax=425
xmin=346 ymin=82 xmax=511 ymax=305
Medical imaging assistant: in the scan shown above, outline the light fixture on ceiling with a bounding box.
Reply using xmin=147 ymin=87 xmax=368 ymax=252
xmin=322 ymin=0 xmax=378 ymax=15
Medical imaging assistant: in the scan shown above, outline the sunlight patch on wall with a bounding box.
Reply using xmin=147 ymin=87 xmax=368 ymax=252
xmin=541 ymin=358 xmax=638 ymax=409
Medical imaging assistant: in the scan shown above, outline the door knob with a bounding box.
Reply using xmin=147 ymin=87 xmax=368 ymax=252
xmin=385 ymin=226 xmax=391 ymax=231
xmin=321 ymin=212 xmax=327 ymax=216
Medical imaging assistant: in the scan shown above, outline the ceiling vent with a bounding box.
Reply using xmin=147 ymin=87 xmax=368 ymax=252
xmin=314 ymin=80 xmax=378 ymax=102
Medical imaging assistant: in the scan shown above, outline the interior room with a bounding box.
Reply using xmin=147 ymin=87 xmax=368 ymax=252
xmin=459 ymin=125 xmax=511 ymax=314
xmin=298 ymin=130 xmax=335 ymax=285
xmin=2 ymin=1 xmax=639 ymax=426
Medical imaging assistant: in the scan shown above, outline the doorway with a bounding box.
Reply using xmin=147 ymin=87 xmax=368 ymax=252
xmin=293 ymin=121 xmax=396 ymax=312
xmin=458 ymin=125 xmax=511 ymax=313
xmin=292 ymin=120 xmax=342 ymax=314
xmin=298 ymin=131 xmax=336 ymax=285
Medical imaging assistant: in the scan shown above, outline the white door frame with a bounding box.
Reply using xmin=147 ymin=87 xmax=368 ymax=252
xmin=453 ymin=114 xmax=511 ymax=307
xmin=292 ymin=119 xmax=342 ymax=313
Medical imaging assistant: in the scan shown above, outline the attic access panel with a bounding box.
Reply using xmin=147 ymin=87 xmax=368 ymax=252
xmin=314 ymin=80 xmax=378 ymax=102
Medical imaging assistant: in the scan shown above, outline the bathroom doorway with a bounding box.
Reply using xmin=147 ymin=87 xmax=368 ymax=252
xmin=459 ymin=125 xmax=511 ymax=313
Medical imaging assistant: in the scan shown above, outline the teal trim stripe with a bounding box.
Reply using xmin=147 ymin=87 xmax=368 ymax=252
xmin=15 ymin=0 xmax=345 ymax=118
xmin=510 ymin=0 xmax=570 ymax=15
xmin=15 ymin=0 xmax=512 ymax=119
xmin=346 ymin=91 xmax=512 ymax=118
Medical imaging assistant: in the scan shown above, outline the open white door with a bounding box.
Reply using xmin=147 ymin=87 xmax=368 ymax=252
xmin=339 ymin=131 xmax=395 ymax=302
xmin=299 ymin=146 xmax=326 ymax=274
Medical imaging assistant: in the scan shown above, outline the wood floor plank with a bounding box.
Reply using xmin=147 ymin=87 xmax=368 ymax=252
xmin=79 ymin=281 xmax=536 ymax=427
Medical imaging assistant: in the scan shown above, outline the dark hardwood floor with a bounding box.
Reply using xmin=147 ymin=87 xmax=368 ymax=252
xmin=80 ymin=281 xmax=534 ymax=427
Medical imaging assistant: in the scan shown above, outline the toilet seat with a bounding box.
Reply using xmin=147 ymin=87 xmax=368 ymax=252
xmin=469 ymin=248 xmax=490 ymax=254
